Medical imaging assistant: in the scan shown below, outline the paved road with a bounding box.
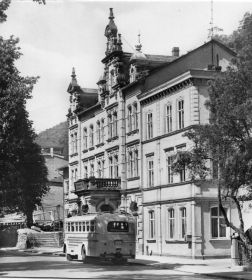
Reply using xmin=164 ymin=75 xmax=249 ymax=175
xmin=0 ymin=250 xmax=225 ymax=279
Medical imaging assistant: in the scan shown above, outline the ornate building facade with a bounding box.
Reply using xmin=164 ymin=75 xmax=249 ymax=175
xmin=65 ymin=8 xmax=238 ymax=258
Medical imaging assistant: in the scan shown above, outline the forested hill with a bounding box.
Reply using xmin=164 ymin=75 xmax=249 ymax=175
xmin=36 ymin=121 xmax=69 ymax=159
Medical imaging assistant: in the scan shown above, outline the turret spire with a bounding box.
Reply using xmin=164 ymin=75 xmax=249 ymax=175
xmin=109 ymin=8 xmax=114 ymax=20
xmin=71 ymin=67 xmax=78 ymax=86
xmin=135 ymin=31 xmax=142 ymax=52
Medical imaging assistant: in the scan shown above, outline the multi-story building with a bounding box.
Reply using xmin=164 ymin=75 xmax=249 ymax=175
xmin=65 ymin=8 xmax=238 ymax=258
xmin=33 ymin=145 xmax=67 ymax=222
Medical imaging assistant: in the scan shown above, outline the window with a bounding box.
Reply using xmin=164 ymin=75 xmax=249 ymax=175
xmin=74 ymin=133 xmax=78 ymax=153
xmin=134 ymin=150 xmax=138 ymax=177
xmin=90 ymin=163 xmax=94 ymax=177
xmin=149 ymin=211 xmax=155 ymax=239
xmin=90 ymin=125 xmax=94 ymax=147
xmin=108 ymin=221 xmax=129 ymax=232
xmin=180 ymin=208 xmax=186 ymax=239
xmin=113 ymin=112 xmax=117 ymax=137
xmin=71 ymin=134 xmax=74 ymax=154
xmin=97 ymin=121 xmax=101 ymax=144
xmin=84 ymin=165 xmax=88 ymax=178
xmin=110 ymin=70 xmax=114 ymax=88
xmin=101 ymin=119 xmax=104 ymax=143
xmin=166 ymin=104 xmax=172 ymax=133
xmin=148 ymin=160 xmax=154 ymax=187
xmin=168 ymin=209 xmax=175 ymax=239
xmin=129 ymin=151 xmax=134 ymax=178
xmin=179 ymin=165 xmax=186 ymax=182
xmin=133 ymin=103 xmax=138 ymax=130
xmin=108 ymin=114 xmax=113 ymax=138
xmin=178 ymin=99 xmax=184 ymax=129
xmin=128 ymin=106 xmax=133 ymax=131
xmin=97 ymin=159 xmax=104 ymax=178
xmin=83 ymin=128 xmax=88 ymax=149
xmin=211 ymin=206 xmax=227 ymax=238
xmin=147 ymin=113 xmax=153 ymax=139
xmin=114 ymin=155 xmax=119 ymax=178
xmin=74 ymin=169 xmax=78 ymax=182
xmin=66 ymin=181 xmax=69 ymax=192
xmin=109 ymin=154 xmax=119 ymax=178
xmin=167 ymin=156 xmax=173 ymax=184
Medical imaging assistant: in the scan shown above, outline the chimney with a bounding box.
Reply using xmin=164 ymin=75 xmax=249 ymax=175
xmin=172 ymin=47 xmax=180 ymax=57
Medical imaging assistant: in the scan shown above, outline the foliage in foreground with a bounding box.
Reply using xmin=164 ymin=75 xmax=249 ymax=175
xmin=0 ymin=0 xmax=48 ymax=227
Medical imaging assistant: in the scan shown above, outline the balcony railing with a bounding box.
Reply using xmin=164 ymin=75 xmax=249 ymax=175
xmin=74 ymin=177 xmax=121 ymax=193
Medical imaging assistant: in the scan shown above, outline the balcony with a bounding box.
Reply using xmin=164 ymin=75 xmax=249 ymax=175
xmin=73 ymin=177 xmax=121 ymax=194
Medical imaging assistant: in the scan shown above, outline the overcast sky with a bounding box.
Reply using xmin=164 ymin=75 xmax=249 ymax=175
xmin=1 ymin=0 xmax=252 ymax=133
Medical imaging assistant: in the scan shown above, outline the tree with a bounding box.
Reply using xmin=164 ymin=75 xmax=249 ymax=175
xmin=0 ymin=0 xmax=49 ymax=227
xmin=172 ymin=12 xmax=252 ymax=246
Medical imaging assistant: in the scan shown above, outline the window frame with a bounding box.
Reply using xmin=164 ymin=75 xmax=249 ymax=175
xmin=147 ymin=158 xmax=154 ymax=187
xmin=83 ymin=127 xmax=88 ymax=149
xmin=149 ymin=210 xmax=155 ymax=239
xmin=210 ymin=206 xmax=228 ymax=239
xmin=168 ymin=208 xmax=175 ymax=240
xmin=178 ymin=99 xmax=184 ymax=130
xmin=180 ymin=207 xmax=187 ymax=240
xmin=166 ymin=103 xmax=172 ymax=133
xmin=147 ymin=112 xmax=153 ymax=139
xmin=90 ymin=124 xmax=94 ymax=147
xmin=133 ymin=103 xmax=138 ymax=130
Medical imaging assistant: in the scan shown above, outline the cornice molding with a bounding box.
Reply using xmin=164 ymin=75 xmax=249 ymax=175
xmin=142 ymin=125 xmax=195 ymax=145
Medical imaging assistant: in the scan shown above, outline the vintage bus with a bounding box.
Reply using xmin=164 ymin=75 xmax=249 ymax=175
xmin=63 ymin=212 xmax=136 ymax=263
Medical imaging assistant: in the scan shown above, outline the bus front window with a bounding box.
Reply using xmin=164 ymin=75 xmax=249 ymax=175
xmin=107 ymin=221 xmax=129 ymax=232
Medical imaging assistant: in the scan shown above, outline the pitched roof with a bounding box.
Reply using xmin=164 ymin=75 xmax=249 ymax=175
xmin=145 ymin=54 xmax=176 ymax=62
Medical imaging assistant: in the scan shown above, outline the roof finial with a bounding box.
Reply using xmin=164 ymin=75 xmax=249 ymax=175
xmin=135 ymin=31 xmax=142 ymax=52
xmin=71 ymin=67 xmax=76 ymax=79
xmin=71 ymin=67 xmax=78 ymax=86
xmin=109 ymin=8 xmax=114 ymax=20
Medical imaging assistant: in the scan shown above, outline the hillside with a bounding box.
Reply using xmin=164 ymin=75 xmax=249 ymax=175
xmin=36 ymin=121 xmax=69 ymax=159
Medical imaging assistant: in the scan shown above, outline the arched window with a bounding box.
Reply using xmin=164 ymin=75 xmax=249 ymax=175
xmin=97 ymin=121 xmax=101 ymax=144
xmin=83 ymin=127 xmax=88 ymax=149
xmin=133 ymin=103 xmax=138 ymax=130
xmin=90 ymin=124 xmax=94 ymax=147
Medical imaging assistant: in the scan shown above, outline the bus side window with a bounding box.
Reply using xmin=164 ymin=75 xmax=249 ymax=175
xmin=71 ymin=222 xmax=74 ymax=232
xmin=67 ymin=223 xmax=70 ymax=232
xmin=79 ymin=222 xmax=81 ymax=232
xmin=76 ymin=222 xmax=78 ymax=232
xmin=87 ymin=221 xmax=90 ymax=232
xmin=83 ymin=221 xmax=86 ymax=232
xmin=91 ymin=221 xmax=95 ymax=232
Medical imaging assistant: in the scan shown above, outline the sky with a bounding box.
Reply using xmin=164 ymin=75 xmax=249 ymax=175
xmin=1 ymin=0 xmax=252 ymax=133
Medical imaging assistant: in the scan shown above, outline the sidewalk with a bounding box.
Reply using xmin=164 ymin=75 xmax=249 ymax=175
xmin=1 ymin=246 xmax=252 ymax=280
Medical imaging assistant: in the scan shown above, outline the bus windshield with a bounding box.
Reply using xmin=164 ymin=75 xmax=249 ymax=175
xmin=107 ymin=221 xmax=129 ymax=232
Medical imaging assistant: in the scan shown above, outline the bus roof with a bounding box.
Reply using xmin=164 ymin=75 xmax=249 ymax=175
xmin=65 ymin=215 xmax=97 ymax=222
xmin=65 ymin=212 xmax=135 ymax=223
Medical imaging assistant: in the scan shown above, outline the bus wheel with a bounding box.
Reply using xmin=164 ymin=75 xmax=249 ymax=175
xmin=66 ymin=248 xmax=72 ymax=261
xmin=81 ymin=247 xmax=88 ymax=264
